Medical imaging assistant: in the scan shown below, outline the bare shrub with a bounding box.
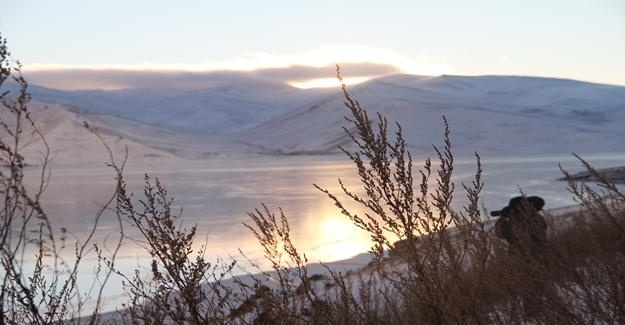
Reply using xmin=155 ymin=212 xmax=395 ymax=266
xmin=97 ymin=163 xmax=237 ymax=324
xmin=551 ymin=156 xmax=625 ymax=323
xmin=0 ymin=34 xmax=122 ymax=324
xmin=310 ymin=67 xmax=494 ymax=323
xmin=230 ymin=204 xmax=316 ymax=323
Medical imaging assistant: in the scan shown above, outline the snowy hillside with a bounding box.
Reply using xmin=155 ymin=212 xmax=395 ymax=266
xmin=243 ymin=75 xmax=625 ymax=156
xmin=2 ymin=100 xmax=255 ymax=166
xmin=28 ymin=80 xmax=331 ymax=134
xmin=24 ymin=74 xmax=625 ymax=158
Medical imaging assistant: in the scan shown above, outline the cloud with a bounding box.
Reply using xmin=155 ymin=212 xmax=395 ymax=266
xmin=252 ymin=62 xmax=399 ymax=81
xmin=22 ymin=63 xmax=401 ymax=90
xmin=22 ymin=45 xmax=451 ymax=90
xmin=23 ymin=69 xmax=259 ymax=90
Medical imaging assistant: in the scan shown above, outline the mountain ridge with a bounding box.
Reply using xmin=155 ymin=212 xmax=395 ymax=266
xmin=18 ymin=73 xmax=625 ymax=159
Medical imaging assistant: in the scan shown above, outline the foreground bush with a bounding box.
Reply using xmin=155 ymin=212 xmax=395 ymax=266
xmin=1 ymin=35 xmax=624 ymax=324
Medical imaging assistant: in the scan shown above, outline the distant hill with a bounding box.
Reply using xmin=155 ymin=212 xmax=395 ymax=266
xmin=27 ymin=80 xmax=331 ymax=134
xmin=1 ymin=100 xmax=254 ymax=166
xmin=242 ymin=75 xmax=625 ymax=156
xmin=22 ymin=74 xmax=625 ymax=158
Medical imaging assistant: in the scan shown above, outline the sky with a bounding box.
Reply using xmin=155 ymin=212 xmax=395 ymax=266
xmin=1 ymin=0 xmax=625 ymax=89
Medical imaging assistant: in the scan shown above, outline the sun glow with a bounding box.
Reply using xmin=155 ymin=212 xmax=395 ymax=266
xmin=304 ymin=214 xmax=372 ymax=262
xmin=288 ymin=76 xmax=373 ymax=89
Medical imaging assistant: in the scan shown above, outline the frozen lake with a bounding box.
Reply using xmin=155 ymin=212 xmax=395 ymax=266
xmin=19 ymin=151 xmax=625 ymax=310
xmin=27 ymin=152 xmax=625 ymax=262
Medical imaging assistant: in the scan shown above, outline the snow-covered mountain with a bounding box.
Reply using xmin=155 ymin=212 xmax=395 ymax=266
xmin=2 ymin=100 xmax=256 ymax=167
xmin=243 ymin=75 xmax=625 ymax=156
xmin=27 ymin=80 xmax=331 ymax=134
xmin=23 ymin=74 xmax=625 ymax=158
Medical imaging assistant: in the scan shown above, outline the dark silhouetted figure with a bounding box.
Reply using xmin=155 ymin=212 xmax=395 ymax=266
xmin=493 ymin=196 xmax=547 ymax=256
xmin=493 ymin=196 xmax=554 ymax=318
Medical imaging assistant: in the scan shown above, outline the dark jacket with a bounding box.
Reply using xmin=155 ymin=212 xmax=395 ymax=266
xmin=494 ymin=196 xmax=547 ymax=253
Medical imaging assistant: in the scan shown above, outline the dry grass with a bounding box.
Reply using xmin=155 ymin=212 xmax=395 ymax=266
xmin=1 ymin=36 xmax=624 ymax=324
xmin=0 ymin=35 xmax=122 ymax=324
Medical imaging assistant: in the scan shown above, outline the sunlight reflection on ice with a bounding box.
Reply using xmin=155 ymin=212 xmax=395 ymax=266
xmin=17 ymin=152 xmax=625 ymax=312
